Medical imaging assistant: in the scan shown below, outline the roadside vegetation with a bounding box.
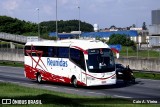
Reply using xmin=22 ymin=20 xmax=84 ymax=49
xmin=0 ymin=82 xmax=158 ymax=107
xmin=120 ymin=46 xmax=159 ymax=58
xmin=0 ymin=61 xmax=23 ymax=67
xmin=134 ymin=71 xmax=160 ymax=80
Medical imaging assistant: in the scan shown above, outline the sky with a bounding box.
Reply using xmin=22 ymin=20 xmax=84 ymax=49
xmin=0 ymin=0 xmax=160 ymax=29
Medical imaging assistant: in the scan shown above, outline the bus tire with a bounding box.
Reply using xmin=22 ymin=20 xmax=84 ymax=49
xmin=71 ymin=77 xmax=77 ymax=88
xmin=36 ymin=73 xmax=42 ymax=83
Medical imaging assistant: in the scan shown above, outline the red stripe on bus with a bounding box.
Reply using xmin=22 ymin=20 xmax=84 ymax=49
xmin=71 ymin=46 xmax=88 ymax=54
xmin=111 ymin=48 xmax=119 ymax=53
xmin=82 ymin=72 xmax=116 ymax=80
xmin=24 ymin=64 xmax=87 ymax=86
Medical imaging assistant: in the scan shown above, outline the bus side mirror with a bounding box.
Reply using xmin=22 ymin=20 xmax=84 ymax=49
xmin=110 ymin=48 xmax=119 ymax=59
xmin=116 ymin=53 xmax=119 ymax=59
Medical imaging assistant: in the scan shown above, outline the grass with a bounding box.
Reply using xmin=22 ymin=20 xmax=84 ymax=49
xmin=120 ymin=46 xmax=160 ymax=58
xmin=134 ymin=71 xmax=160 ymax=80
xmin=0 ymin=82 xmax=159 ymax=107
xmin=0 ymin=61 xmax=24 ymax=67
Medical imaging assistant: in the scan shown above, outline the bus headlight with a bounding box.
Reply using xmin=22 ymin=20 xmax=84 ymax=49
xmin=87 ymin=76 xmax=95 ymax=80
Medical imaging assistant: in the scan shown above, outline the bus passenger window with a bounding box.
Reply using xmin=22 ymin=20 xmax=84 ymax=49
xmin=58 ymin=47 xmax=69 ymax=58
xmin=48 ymin=47 xmax=54 ymax=57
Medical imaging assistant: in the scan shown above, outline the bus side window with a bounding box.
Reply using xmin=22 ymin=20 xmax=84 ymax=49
xmin=48 ymin=47 xmax=54 ymax=57
xmin=57 ymin=47 xmax=69 ymax=58
xmin=35 ymin=46 xmax=46 ymax=57
xmin=25 ymin=46 xmax=37 ymax=56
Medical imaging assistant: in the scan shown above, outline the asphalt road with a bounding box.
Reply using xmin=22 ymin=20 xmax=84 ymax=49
xmin=0 ymin=66 xmax=160 ymax=98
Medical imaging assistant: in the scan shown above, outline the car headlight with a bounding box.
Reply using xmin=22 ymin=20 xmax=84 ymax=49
xmin=118 ymin=72 xmax=123 ymax=75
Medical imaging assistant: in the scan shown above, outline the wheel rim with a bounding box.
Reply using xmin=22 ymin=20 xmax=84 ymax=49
xmin=73 ymin=78 xmax=77 ymax=87
xmin=38 ymin=75 xmax=41 ymax=83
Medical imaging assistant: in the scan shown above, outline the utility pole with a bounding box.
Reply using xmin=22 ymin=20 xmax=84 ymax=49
xmin=78 ymin=6 xmax=80 ymax=38
xmin=56 ymin=0 xmax=58 ymax=40
xmin=36 ymin=8 xmax=40 ymax=40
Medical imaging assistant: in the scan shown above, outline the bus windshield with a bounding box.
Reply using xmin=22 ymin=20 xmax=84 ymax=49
xmin=87 ymin=48 xmax=115 ymax=73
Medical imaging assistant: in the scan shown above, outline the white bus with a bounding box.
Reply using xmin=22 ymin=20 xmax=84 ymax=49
xmin=24 ymin=39 xmax=117 ymax=87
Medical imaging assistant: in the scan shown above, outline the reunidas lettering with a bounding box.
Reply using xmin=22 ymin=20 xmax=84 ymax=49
xmin=47 ymin=58 xmax=68 ymax=67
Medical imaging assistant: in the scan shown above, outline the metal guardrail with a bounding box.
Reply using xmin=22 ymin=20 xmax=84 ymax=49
xmin=0 ymin=32 xmax=27 ymax=44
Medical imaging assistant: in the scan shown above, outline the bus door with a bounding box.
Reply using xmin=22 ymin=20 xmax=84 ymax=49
xmin=69 ymin=47 xmax=87 ymax=84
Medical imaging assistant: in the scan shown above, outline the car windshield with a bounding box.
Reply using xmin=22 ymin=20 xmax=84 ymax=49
xmin=87 ymin=48 xmax=115 ymax=73
xmin=116 ymin=64 xmax=125 ymax=69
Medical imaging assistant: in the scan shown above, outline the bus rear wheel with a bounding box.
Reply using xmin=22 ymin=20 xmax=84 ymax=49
xmin=36 ymin=73 xmax=42 ymax=83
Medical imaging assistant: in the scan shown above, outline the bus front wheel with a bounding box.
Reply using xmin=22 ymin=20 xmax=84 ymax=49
xmin=71 ymin=77 xmax=77 ymax=88
xmin=36 ymin=73 xmax=42 ymax=83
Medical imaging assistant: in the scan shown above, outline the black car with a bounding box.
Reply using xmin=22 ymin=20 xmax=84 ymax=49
xmin=116 ymin=63 xmax=135 ymax=84
xmin=116 ymin=63 xmax=126 ymax=79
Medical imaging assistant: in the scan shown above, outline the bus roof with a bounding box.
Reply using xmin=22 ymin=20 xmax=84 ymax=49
xmin=25 ymin=39 xmax=110 ymax=50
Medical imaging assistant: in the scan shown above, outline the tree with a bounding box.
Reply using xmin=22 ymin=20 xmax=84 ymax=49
xmin=0 ymin=16 xmax=38 ymax=35
xmin=0 ymin=16 xmax=94 ymax=37
xmin=0 ymin=15 xmax=95 ymax=40
xmin=40 ymin=20 xmax=94 ymax=33
xmin=142 ymin=22 xmax=147 ymax=30
xmin=108 ymin=34 xmax=135 ymax=46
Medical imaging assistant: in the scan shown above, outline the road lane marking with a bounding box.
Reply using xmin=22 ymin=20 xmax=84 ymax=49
xmin=23 ymin=82 xmax=37 ymax=86
xmin=87 ymin=91 xmax=106 ymax=96
xmin=114 ymin=95 xmax=132 ymax=98
xmin=43 ymin=85 xmax=58 ymax=89
xmin=64 ymin=88 xmax=79 ymax=91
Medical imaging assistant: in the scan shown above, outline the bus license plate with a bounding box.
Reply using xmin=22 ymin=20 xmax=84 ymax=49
xmin=102 ymin=81 xmax=106 ymax=84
